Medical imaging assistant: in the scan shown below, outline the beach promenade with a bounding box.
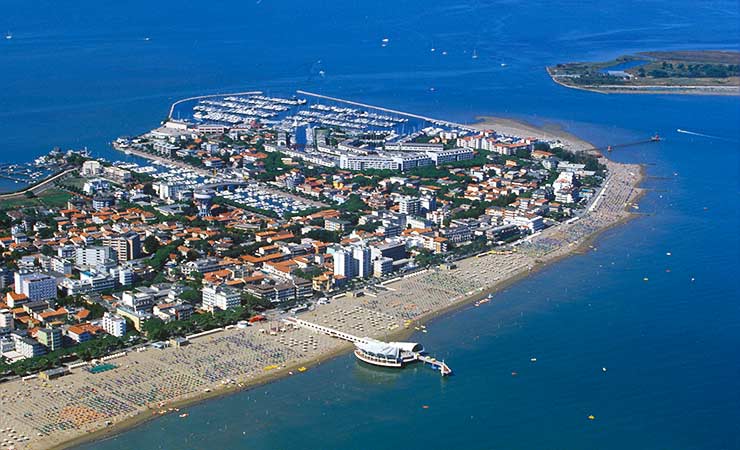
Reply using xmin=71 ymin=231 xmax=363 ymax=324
xmin=0 ymin=120 xmax=643 ymax=450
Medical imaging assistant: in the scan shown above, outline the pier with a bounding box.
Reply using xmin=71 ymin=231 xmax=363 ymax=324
xmin=283 ymin=317 xmax=452 ymax=376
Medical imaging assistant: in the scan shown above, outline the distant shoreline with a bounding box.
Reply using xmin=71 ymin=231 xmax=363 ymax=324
xmin=43 ymin=116 xmax=645 ymax=450
xmin=546 ymin=50 xmax=740 ymax=96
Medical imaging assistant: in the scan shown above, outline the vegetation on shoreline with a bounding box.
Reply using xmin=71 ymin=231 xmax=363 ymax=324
xmin=547 ymin=50 xmax=740 ymax=94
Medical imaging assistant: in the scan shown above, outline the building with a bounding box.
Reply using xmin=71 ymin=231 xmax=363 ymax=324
xmin=0 ymin=308 xmax=13 ymax=332
xmin=181 ymin=258 xmax=221 ymax=277
xmin=117 ymin=267 xmax=135 ymax=286
xmin=202 ymin=285 xmax=241 ymax=311
xmin=102 ymin=313 xmax=127 ymax=337
xmin=425 ymin=147 xmax=474 ymax=165
xmin=325 ymin=217 xmax=350 ymax=232
xmin=13 ymin=334 xmax=46 ymax=359
xmin=399 ymin=197 xmax=421 ymax=216
xmin=92 ymin=194 xmax=115 ymax=210
xmin=82 ymin=178 xmax=110 ymax=195
xmin=352 ymin=246 xmax=372 ymax=278
xmin=332 ymin=248 xmax=354 ymax=279
xmin=103 ymin=232 xmax=141 ymax=262
xmin=67 ymin=324 xmax=100 ymax=343
xmin=14 ymin=272 xmax=57 ymax=302
xmin=49 ymin=256 xmax=73 ymax=275
xmin=338 ymin=153 xmax=433 ymax=172
xmin=81 ymin=160 xmax=103 ymax=176
xmin=103 ymin=166 xmax=132 ymax=183
xmin=371 ymin=241 xmax=407 ymax=261
xmin=373 ymin=257 xmax=393 ymax=278
xmin=194 ymin=190 xmax=215 ymax=217
xmin=37 ymin=328 xmax=63 ymax=352
xmin=153 ymin=302 xmax=193 ymax=322
xmin=385 ymin=142 xmax=444 ymax=152
xmin=75 ymin=246 xmax=113 ymax=268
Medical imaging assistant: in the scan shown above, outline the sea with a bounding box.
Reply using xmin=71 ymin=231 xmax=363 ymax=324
xmin=2 ymin=1 xmax=739 ymax=449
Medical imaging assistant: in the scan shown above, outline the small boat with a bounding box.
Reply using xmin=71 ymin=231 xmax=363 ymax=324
xmin=651 ymin=134 xmax=661 ymax=142
xmin=530 ymin=357 xmax=537 ymax=363
xmin=179 ymin=413 xmax=189 ymax=418
xmin=298 ymin=366 xmax=307 ymax=372
xmin=588 ymin=415 xmax=595 ymax=420
xmin=474 ymin=297 xmax=491 ymax=307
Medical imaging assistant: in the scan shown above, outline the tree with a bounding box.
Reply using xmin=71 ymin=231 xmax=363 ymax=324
xmin=143 ymin=235 xmax=160 ymax=254
xmin=142 ymin=183 xmax=156 ymax=196
xmin=142 ymin=317 xmax=169 ymax=341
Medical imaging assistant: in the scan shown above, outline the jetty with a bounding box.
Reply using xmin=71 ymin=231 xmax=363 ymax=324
xmin=168 ymin=90 xmax=263 ymax=119
xmin=283 ymin=317 xmax=452 ymax=376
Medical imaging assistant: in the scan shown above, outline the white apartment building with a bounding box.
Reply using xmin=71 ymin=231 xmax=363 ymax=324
xmin=75 ymin=246 xmax=113 ymax=268
xmin=202 ymin=285 xmax=241 ymax=311
xmin=102 ymin=313 xmax=127 ymax=337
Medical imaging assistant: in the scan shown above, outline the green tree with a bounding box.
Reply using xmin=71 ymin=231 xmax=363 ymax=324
xmin=143 ymin=235 xmax=160 ymax=254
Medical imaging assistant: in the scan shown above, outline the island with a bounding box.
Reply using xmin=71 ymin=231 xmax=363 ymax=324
xmin=547 ymin=50 xmax=740 ymax=95
xmin=0 ymin=91 xmax=645 ymax=450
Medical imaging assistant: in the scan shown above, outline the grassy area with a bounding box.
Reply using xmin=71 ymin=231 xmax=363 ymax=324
xmin=548 ymin=50 xmax=740 ymax=92
xmin=0 ymin=188 xmax=72 ymax=210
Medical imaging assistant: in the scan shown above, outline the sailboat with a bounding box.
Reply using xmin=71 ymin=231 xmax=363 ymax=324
xmin=472 ymin=49 xmax=479 ymax=59
xmin=5 ymin=31 xmax=12 ymax=40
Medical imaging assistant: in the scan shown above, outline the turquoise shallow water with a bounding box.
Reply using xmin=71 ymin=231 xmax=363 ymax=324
xmin=2 ymin=1 xmax=739 ymax=448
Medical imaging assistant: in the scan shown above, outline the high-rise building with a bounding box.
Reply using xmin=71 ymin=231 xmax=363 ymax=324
xmin=14 ymin=272 xmax=57 ymax=302
xmin=0 ymin=308 xmax=13 ymax=332
xmin=202 ymin=285 xmax=241 ymax=311
xmin=352 ymin=246 xmax=372 ymax=278
xmin=399 ymin=197 xmax=422 ymax=216
xmin=194 ymin=190 xmax=215 ymax=218
xmin=75 ymin=246 xmax=113 ymax=268
xmin=102 ymin=313 xmax=127 ymax=337
xmin=103 ymin=232 xmax=141 ymax=262
xmin=332 ymin=248 xmax=354 ymax=279
xmin=37 ymin=328 xmax=63 ymax=352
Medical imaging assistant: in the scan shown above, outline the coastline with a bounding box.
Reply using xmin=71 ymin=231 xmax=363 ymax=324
xmin=5 ymin=117 xmax=645 ymax=450
xmin=546 ymin=67 xmax=740 ymax=96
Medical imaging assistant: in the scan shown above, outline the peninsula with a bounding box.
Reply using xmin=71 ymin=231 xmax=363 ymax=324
xmin=547 ymin=50 xmax=740 ymax=95
xmin=0 ymin=92 xmax=645 ymax=450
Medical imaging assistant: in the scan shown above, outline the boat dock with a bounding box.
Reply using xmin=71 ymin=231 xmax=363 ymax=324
xmin=283 ymin=317 xmax=452 ymax=376
xmin=296 ymin=90 xmax=477 ymax=132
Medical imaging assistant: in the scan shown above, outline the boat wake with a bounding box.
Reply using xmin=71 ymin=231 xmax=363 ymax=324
xmin=676 ymin=128 xmax=737 ymax=142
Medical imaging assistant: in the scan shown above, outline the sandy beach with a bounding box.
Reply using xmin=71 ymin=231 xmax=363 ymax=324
xmin=0 ymin=118 xmax=644 ymax=450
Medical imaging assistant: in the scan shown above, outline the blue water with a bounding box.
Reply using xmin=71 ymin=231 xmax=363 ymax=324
xmin=3 ymin=1 xmax=739 ymax=449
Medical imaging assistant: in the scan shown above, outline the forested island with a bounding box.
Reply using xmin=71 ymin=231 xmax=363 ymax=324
xmin=547 ymin=50 xmax=740 ymax=95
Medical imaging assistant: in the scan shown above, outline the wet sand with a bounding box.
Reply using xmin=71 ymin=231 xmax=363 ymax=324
xmin=1 ymin=118 xmax=644 ymax=450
